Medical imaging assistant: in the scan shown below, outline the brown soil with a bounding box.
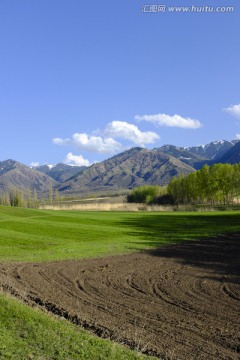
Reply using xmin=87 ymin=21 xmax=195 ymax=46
xmin=1 ymin=234 xmax=240 ymax=360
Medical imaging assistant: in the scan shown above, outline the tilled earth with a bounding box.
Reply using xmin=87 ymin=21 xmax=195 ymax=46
xmin=0 ymin=234 xmax=240 ymax=360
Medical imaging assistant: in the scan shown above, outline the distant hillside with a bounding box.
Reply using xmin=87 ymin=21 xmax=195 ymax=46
xmin=216 ymin=141 xmax=240 ymax=164
xmin=58 ymin=147 xmax=195 ymax=195
xmin=35 ymin=163 xmax=87 ymax=183
xmin=159 ymin=140 xmax=239 ymax=169
xmin=0 ymin=159 xmax=57 ymax=193
xmin=184 ymin=140 xmax=237 ymax=161
xmin=159 ymin=145 xmax=208 ymax=169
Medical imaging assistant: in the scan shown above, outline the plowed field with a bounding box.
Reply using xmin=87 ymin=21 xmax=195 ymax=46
xmin=1 ymin=234 xmax=240 ymax=360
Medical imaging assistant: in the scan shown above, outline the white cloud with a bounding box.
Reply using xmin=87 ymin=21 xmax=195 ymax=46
xmin=64 ymin=152 xmax=91 ymax=166
xmin=236 ymin=134 xmax=240 ymax=140
xmin=104 ymin=120 xmax=160 ymax=146
xmin=30 ymin=162 xmax=40 ymax=167
xmin=135 ymin=113 xmax=202 ymax=129
xmin=53 ymin=133 xmax=123 ymax=154
xmin=223 ymin=104 xmax=240 ymax=118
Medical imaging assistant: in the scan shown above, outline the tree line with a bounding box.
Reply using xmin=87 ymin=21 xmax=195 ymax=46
xmin=127 ymin=163 xmax=240 ymax=206
xmin=0 ymin=187 xmax=40 ymax=208
xmin=168 ymin=163 xmax=240 ymax=205
xmin=0 ymin=186 xmax=61 ymax=208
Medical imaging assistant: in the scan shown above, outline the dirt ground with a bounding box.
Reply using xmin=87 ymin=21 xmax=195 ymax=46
xmin=0 ymin=233 xmax=240 ymax=360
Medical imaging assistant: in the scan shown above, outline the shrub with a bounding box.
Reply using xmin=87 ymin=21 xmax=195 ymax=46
xmin=127 ymin=186 xmax=167 ymax=204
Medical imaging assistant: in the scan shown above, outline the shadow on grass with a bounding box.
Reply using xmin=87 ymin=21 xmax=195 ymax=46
xmin=118 ymin=213 xmax=240 ymax=283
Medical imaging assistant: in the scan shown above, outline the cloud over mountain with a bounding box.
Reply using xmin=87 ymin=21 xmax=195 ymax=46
xmin=64 ymin=152 xmax=91 ymax=166
xmin=53 ymin=133 xmax=123 ymax=154
xmin=223 ymin=104 xmax=240 ymax=119
xmin=135 ymin=113 xmax=202 ymax=129
xmin=104 ymin=120 xmax=160 ymax=146
xmin=53 ymin=120 xmax=160 ymax=160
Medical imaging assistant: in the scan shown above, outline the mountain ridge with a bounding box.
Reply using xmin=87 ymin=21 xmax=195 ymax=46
xmin=34 ymin=163 xmax=87 ymax=183
xmin=58 ymin=147 xmax=195 ymax=194
xmin=159 ymin=140 xmax=240 ymax=169
xmin=0 ymin=159 xmax=57 ymax=193
xmin=1 ymin=139 xmax=240 ymax=196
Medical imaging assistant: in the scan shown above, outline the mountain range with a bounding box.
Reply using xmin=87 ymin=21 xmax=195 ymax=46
xmin=0 ymin=139 xmax=240 ymax=196
xmin=34 ymin=163 xmax=86 ymax=183
xmin=0 ymin=160 xmax=57 ymax=193
xmin=159 ymin=140 xmax=239 ymax=169
xmin=58 ymin=147 xmax=194 ymax=195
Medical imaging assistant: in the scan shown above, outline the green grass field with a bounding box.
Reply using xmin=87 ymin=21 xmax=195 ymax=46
xmin=0 ymin=206 xmax=240 ymax=359
xmin=1 ymin=206 xmax=240 ymax=262
xmin=0 ymin=293 xmax=151 ymax=360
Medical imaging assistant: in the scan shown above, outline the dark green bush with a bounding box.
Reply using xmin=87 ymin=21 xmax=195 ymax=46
xmin=127 ymin=186 xmax=167 ymax=204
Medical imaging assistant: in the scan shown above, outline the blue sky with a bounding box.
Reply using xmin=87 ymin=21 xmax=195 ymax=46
xmin=0 ymin=0 xmax=239 ymax=166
